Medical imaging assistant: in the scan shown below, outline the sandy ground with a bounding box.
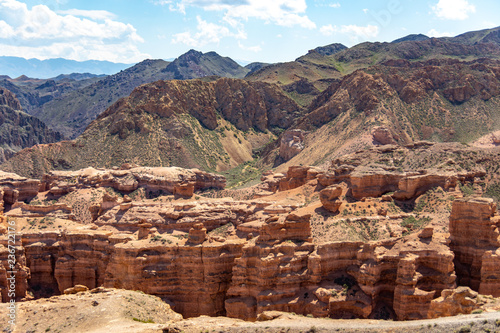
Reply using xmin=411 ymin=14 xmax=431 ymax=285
xmin=471 ymin=130 xmax=500 ymax=148
xmin=166 ymin=311 xmax=500 ymax=333
xmin=1 ymin=289 xmax=499 ymax=333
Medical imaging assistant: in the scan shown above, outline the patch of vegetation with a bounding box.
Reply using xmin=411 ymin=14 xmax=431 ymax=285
xmin=222 ymin=159 xmax=263 ymax=189
xmin=132 ymin=317 xmax=155 ymax=324
xmin=149 ymin=235 xmax=172 ymax=244
xmin=485 ymin=182 xmax=500 ymax=202
xmin=105 ymin=186 xmax=123 ymax=198
xmin=400 ymin=216 xmax=431 ymax=236
xmin=210 ymin=222 xmax=233 ymax=237
xmin=459 ymin=183 xmax=475 ymax=197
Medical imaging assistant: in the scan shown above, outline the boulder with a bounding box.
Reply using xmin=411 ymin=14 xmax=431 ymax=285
xmin=319 ymin=185 xmax=343 ymax=213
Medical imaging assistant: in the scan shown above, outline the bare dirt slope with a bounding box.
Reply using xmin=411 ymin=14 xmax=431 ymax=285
xmin=0 ymin=288 xmax=182 ymax=333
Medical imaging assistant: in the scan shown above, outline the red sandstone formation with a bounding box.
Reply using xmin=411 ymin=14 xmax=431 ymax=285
xmin=0 ymin=194 xmax=495 ymax=321
xmin=319 ymin=185 xmax=343 ymax=213
xmin=372 ymin=126 xmax=396 ymax=145
xmin=0 ymin=163 xmax=499 ymax=323
xmin=0 ymin=170 xmax=40 ymax=207
xmin=226 ymin=232 xmax=456 ymax=321
xmin=42 ymin=166 xmax=226 ymax=198
xmin=449 ymin=197 xmax=500 ymax=297
xmin=279 ymin=129 xmax=306 ymax=161
xmin=427 ymin=286 xmax=479 ymax=319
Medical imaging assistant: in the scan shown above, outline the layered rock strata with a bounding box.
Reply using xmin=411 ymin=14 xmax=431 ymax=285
xmin=449 ymin=197 xmax=500 ymax=296
xmin=0 ymin=170 xmax=40 ymax=207
xmin=41 ymin=166 xmax=226 ymax=197
xmin=226 ymin=233 xmax=456 ymax=321
xmin=0 ymin=168 xmax=498 ymax=323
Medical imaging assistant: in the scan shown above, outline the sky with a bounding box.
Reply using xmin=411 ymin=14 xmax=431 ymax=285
xmin=0 ymin=0 xmax=498 ymax=65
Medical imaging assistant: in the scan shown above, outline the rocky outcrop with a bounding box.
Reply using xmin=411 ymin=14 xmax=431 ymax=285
xmin=279 ymin=129 xmax=305 ymax=161
xmin=187 ymin=223 xmax=207 ymax=245
xmin=0 ymin=87 xmax=21 ymax=110
xmin=0 ymin=237 xmax=30 ymax=301
xmin=0 ymin=170 xmax=40 ymax=207
xmin=95 ymin=198 xmax=277 ymax=233
xmin=349 ymin=167 xmax=464 ymax=200
xmin=427 ymin=286 xmax=479 ymax=318
xmin=0 ymin=87 xmax=63 ymax=163
xmin=42 ymin=166 xmax=226 ymax=197
xmin=226 ymin=233 xmax=456 ymax=321
xmin=104 ymin=240 xmax=245 ymax=317
xmin=277 ymin=166 xmax=321 ymax=192
xmin=319 ymin=185 xmax=343 ymax=213
xmin=1 ymin=194 xmax=498 ymax=321
xmin=5 ymin=202 xmax=76 ymax=220
xmin=372 ymin=126 xmax=396 ymax=145
xmin=449 ymin=197 xmax=500 ymax=296
xmin=257 ymin=213 xmax=312 ymax=244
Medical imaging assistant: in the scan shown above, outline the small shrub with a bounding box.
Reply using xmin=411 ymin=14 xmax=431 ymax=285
xmin=457 ymin=325 xmax=471 ymax=333
xmin=132 ymin=317 xmax=155 ymax=323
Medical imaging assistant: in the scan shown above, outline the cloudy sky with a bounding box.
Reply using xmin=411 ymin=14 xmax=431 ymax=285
xmin=0 ymin=0 xmax=498 ymax=64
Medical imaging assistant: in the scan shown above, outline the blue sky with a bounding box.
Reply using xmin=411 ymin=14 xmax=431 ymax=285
xmin=0 ymin=0 xmax=498 ymax=64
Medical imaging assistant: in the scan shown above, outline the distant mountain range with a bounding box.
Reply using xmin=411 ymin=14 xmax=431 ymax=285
xmin=0 ymin=50 xmax=254 ymax=139
xmin=0 ymin=56 xmax=132 ymax=79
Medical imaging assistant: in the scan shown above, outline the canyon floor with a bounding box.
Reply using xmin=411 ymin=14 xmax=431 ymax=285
xmin=1 ymin=291 xmax=499 ymax=333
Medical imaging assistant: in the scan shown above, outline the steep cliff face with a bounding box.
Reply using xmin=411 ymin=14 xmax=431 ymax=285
xmin=1 ymin=217 xmax=458 ymax=321
xmin=226 ymin=234 xmax=455 ymax=321
xmin=0 ymin=170 xmax=40 ymax=207
xmin=449 ymin=197 xmax=500 ymax=296
xmin=0 ymin=88 xmax=63 ymax=163
xmin=105 ymin=241 xmax=244 ymax=317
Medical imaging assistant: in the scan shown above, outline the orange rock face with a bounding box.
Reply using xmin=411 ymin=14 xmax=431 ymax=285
xmin=1 ymin=195 xmax=496 ymax=321
xmin=279 ymin=129 xmax=305 ymax=161
xmin=319 ymin=185 xmax=343 ymax=213
xmin=1 ymin=162 xmax=499 ymax=323
xmin=427 ymin=286 xmax=479 ymax=319
xmin=0 ymin=170 xmax=40 ymax=206
xmin=42 ymin=166 xmax=226 ymax=197
xmin=449 ymin=197 xmax=500 ymax=296
xmin=104 ymin=241 xmax=245 ymax=317
xmin=226 ymin=233 xmax=456 ymax=321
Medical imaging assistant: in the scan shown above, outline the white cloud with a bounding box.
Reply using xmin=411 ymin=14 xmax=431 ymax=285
xmin=0 ymin=0 xmax=148 ymax=62
xmin=57 ymin=9 xmax=116 ymax=20
xmin=158 ymin=0 xmax=316 ymax=29
xmin=238 ymin=41 xmax=262 ymax=52
xmin=329 ymin=3 xmax=340 ymax=8
xmin=320 ymin=24 xmax=379 ymax=39
xmin=431 ymin=0 xmax=476 ymax=20
xmin=320 ymin=24 xmax=335 ymax=36
xmin=427 ymin=29 xmax=453 ymax=37
xmin=172 ymin=15 xmax=246 ymax=47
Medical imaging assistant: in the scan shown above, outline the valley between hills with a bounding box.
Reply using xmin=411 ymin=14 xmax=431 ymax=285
xmin=1 ymin=26 xmax=500 ymax=333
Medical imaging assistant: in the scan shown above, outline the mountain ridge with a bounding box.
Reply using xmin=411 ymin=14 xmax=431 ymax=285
xmin=0 ymin=56 xmax=131 ymax=79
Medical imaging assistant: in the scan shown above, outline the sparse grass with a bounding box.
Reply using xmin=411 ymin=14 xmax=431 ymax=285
xmin=400 ymin=216 xmax=431 ymax=236
xmin=485 ymin=182 xmax=500 ymax=202
xmin=459 ymin=183 xmax=475 ymax=197
xmin=132 ymin=317 xmax=155 ymax=324
xmin=222 ymin=159 xmax=263 ymax=189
